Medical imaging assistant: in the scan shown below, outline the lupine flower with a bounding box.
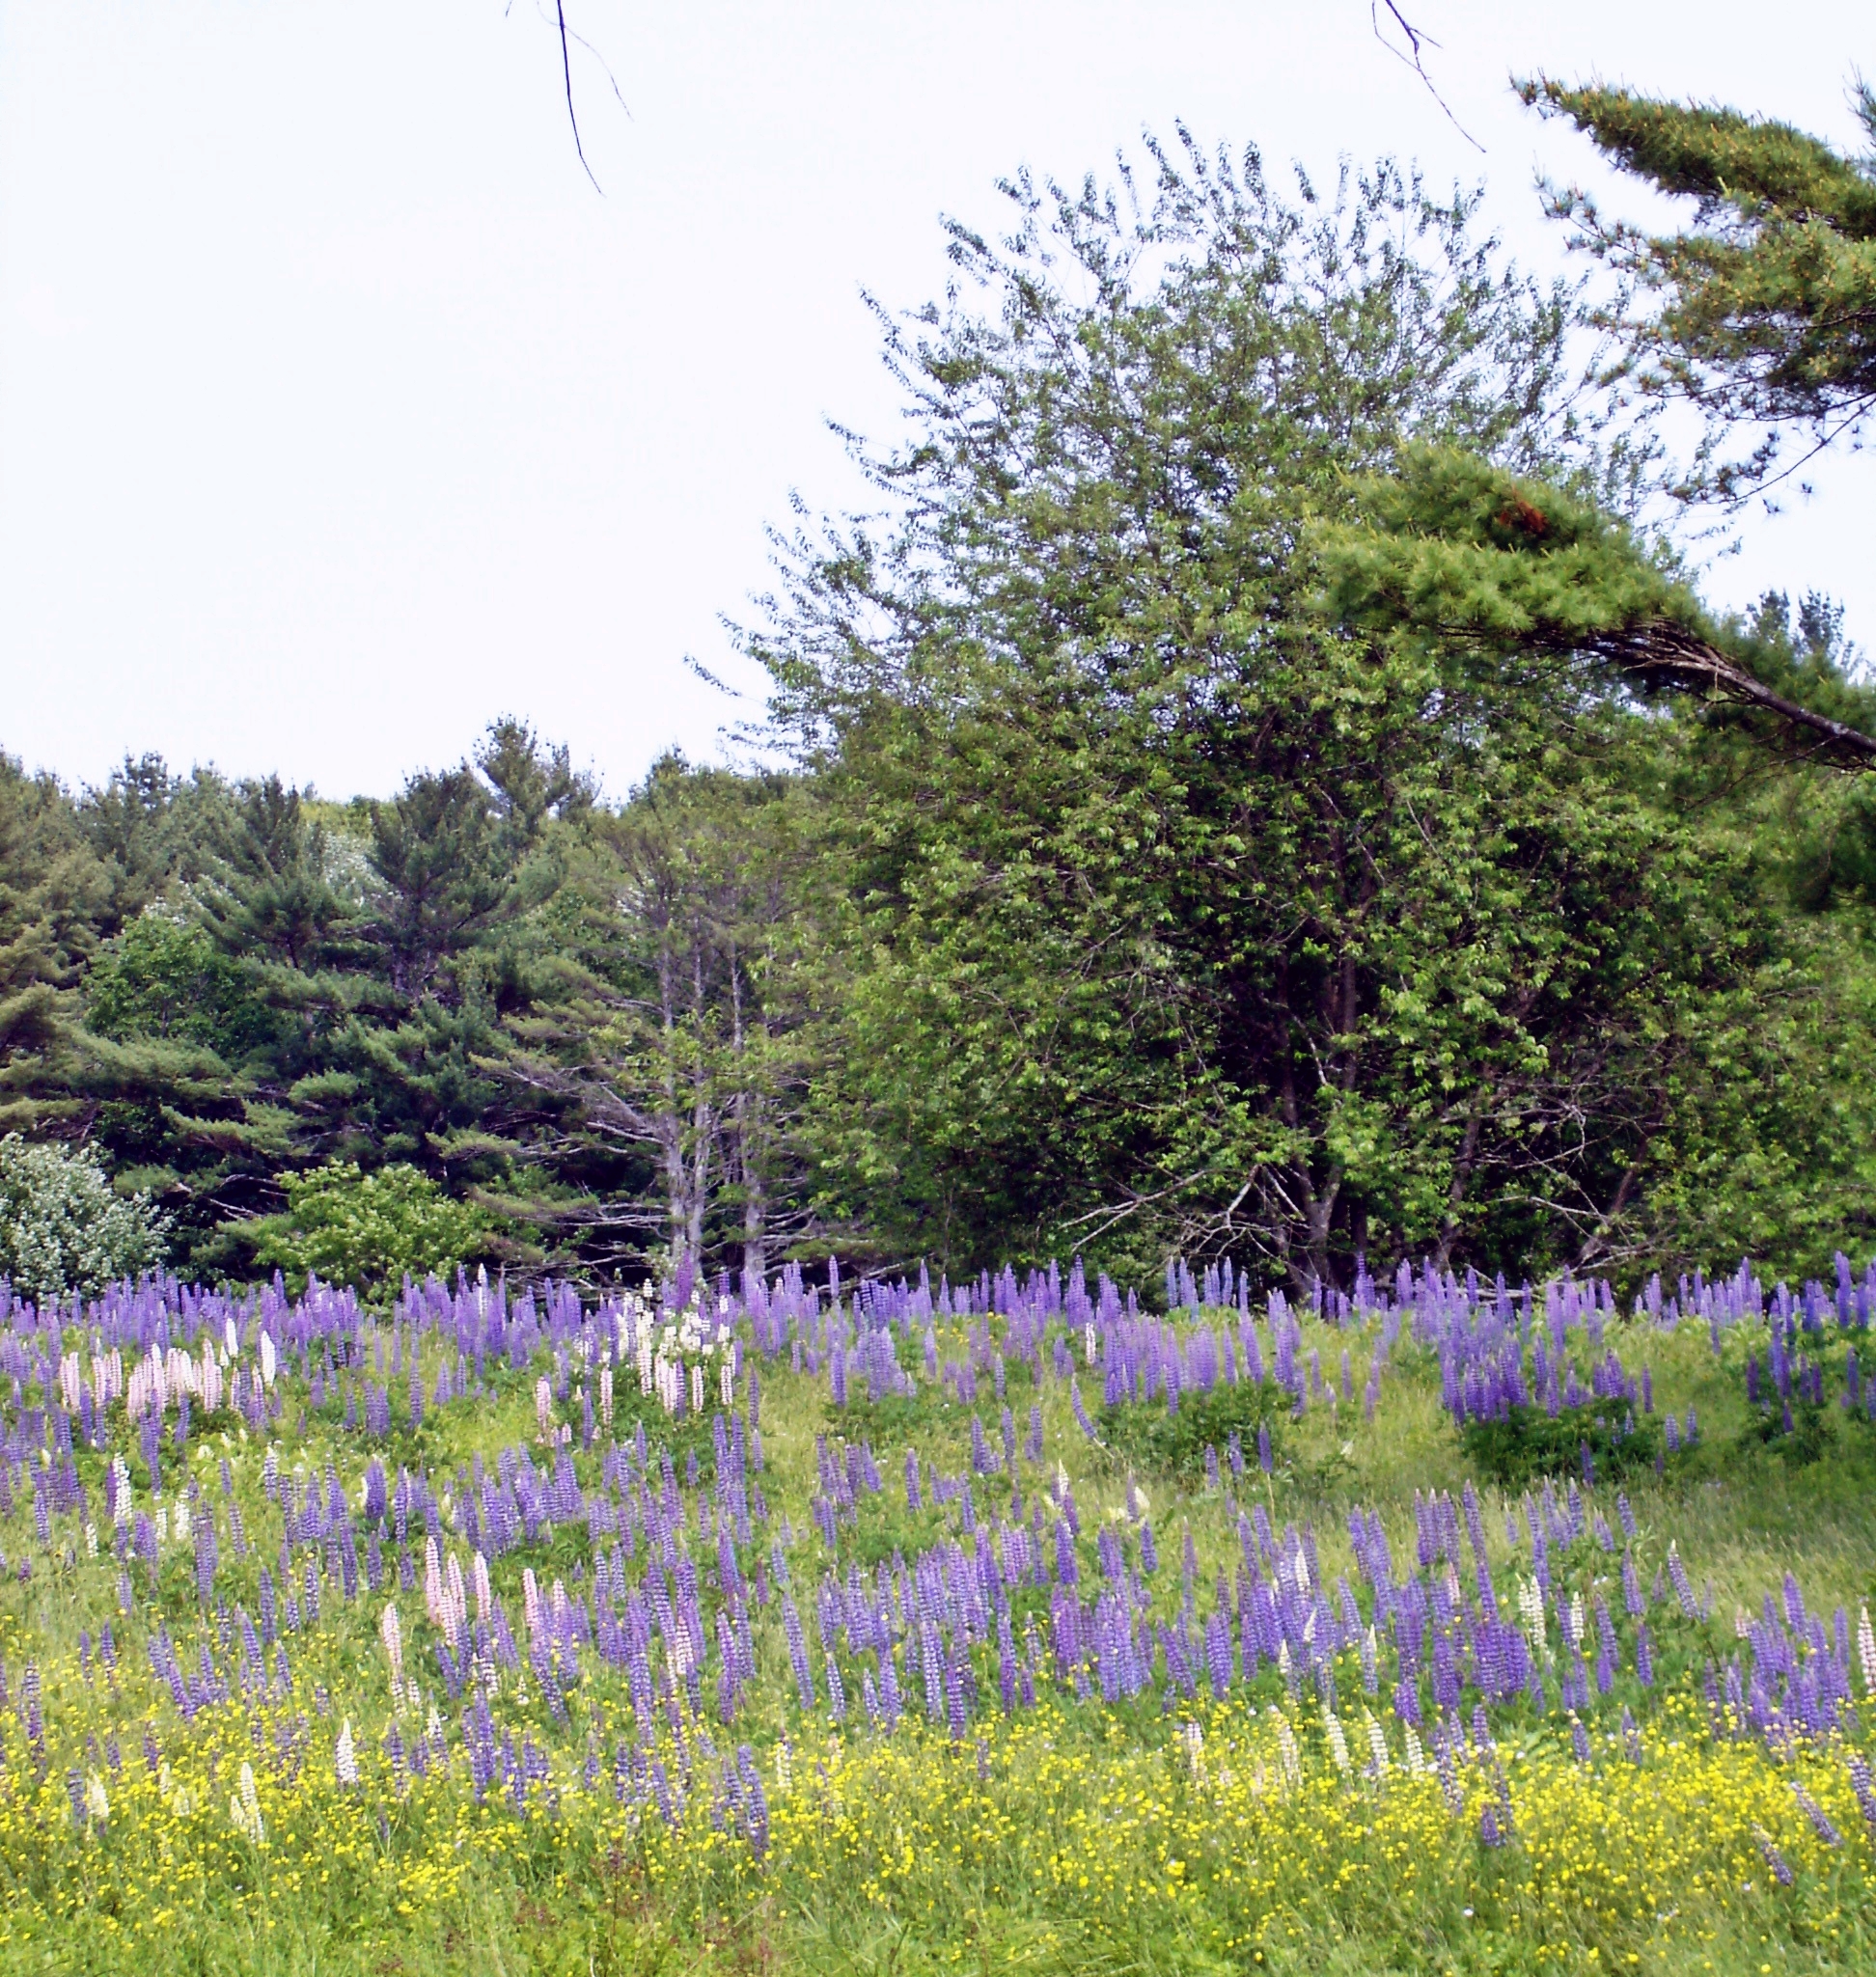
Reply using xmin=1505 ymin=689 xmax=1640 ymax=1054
xmin=335 ymin=1717 xmax=358 ymax=1788
xmin=1270 ymin=1708 xmax=1301 ymax=1790
xmin=736 ymin=1744 xmax=768 ymax=1856
xmin=1753 ymin=1827 xmax=1795 ymax=1885
xmin=1401 ymin=1722 xmax=1427 ymax=1774
xmin=1361 ymin=1709 xmax=1390 ymax=1776
xmin=824 ymin=1653 xmax=846 ymax=1724
xmin=1847 ymin=1754 xmax=1876 ymax=1834
xmin=379 ymin=1602 xmax=404 ymax=1702
xmin=229 ymin=1762 xmax=264 ymax=1846
xmin=1432 ymin=1733 xmax=1465 ymax=1816
xmin=1791 ymin=1783 xmax=1841 ymax=1846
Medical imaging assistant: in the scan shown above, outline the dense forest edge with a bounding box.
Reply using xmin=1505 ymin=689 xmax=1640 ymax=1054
xmin=7 ymin=107 xmax=1876 ymax=1308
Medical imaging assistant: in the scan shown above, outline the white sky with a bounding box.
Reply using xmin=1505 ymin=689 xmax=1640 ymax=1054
xmin=2 ymin=2 xmax=1869 ymax=800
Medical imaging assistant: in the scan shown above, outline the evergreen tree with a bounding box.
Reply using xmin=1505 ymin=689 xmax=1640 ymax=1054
xmin=496 ymin=755 xmax=811 ymax=1277
xmin=0 ymin=753 xmax=109 ymax=1134
xmin=1521 ymin=75 xmax=1876 ymax=490
xmin=1310 ymin=445 xmax=1876 ymax=765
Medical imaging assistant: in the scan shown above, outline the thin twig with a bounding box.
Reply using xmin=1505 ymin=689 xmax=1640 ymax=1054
xmin=1716 ymin=396 xmax=1876 ymax=511
xmin=555 ymin=0 xmax=602 ymax=192
xmin=1370 ymin=3 xmax=1484 ymax=152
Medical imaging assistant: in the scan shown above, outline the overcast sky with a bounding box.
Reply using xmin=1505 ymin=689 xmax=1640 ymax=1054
xmin=2 ymin=2 xmax=1868 ymax=800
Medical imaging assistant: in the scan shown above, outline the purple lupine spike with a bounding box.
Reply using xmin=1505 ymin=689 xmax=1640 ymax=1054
xmin=1569 ymin=1713 xmax=1591 ymax=1764
xmin=943 ymin=1649 xmax=968 ymax=1742
xmin=824 ymin=1653 xmax=846 ymax=1724
xmin=1756 ymin=1832 xmax=1795 ymax=1886
xmin=880 ymin=1650 xmax=903 ymax=1731
xmin=1792 ymin=1783 xmax=1840 ymax=1847
xmin=1847 ymin=1755 xmax=1876 ymax=1834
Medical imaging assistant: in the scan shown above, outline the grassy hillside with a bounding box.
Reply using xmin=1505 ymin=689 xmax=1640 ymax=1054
xmin=0 ymin=1256 xmax=1871 ymax=1974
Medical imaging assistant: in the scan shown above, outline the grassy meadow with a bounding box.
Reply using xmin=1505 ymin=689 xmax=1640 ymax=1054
xmin=0 ymin=1258 xmax=1871 ymax=1976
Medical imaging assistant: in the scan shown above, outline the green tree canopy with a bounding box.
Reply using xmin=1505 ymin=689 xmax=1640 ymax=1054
xmin=745 ymin=139 xmax=1810 ymax=1285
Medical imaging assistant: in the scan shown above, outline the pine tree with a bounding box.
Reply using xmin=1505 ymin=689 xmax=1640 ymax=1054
xmin=1310 ymin=446 xmax=1876 ymax=767
xmin=1521 ymin=75 xmax=1876 ymax=487
xmin=0 ymin=755 xmax=109 ymax=1134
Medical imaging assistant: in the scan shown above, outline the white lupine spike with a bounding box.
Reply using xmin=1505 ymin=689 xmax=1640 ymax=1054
xmin=334 ymin=1718 xmax=358 ymax=1788
xmin=423 ymin=1538 xmax=444 ymax=1629
xmin=522 ymin=1567 xmax=543 ymax=1644
xmin=1402 ymin=1723 xmax=1427 ymax=1775
xmin=259 ymin=1331 xmax=277 ymax=1387
xmin=444 ymin=1555 xmax=468 ymax=1651
xmin=1859 ymin=1605 xmax=1876 ymax=1694
xmin=379 ymin=1603 xmax=403 ymax=1689
xmin=199 ymin=1345 xmax=222 ymax=1414
xmin=230 ymin=1762 xmax=265 ymax=1846
xmin=1270 ymin=1707 xmax=1302 ymax=1789
xmin=1363 ymin=1709 xmax=1390 ymax=1776
xmin=1180 ymin=1719 xmax=1207 ymax=1784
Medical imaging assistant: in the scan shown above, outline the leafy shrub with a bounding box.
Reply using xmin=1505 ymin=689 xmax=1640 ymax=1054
xmin=85 ymin=912 xmax=272 ymax=1057
xmin=1458 ymin=1401 xmax=1666 ymax=1489
xmin=244 ymin=1161 xmax=491 ymax=1296
xmin=0 ymin=1134 xmax=169 ymax=1304
xmin=1100 ymin=1379 xmax=1283 ymax=1479
xmin=1743 ymin=1393 xmax=1835 ymax=1467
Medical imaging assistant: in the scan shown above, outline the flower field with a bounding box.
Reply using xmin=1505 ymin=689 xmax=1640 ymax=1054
xmin=1 ymin=1254 xmax=1874 ymax=1974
